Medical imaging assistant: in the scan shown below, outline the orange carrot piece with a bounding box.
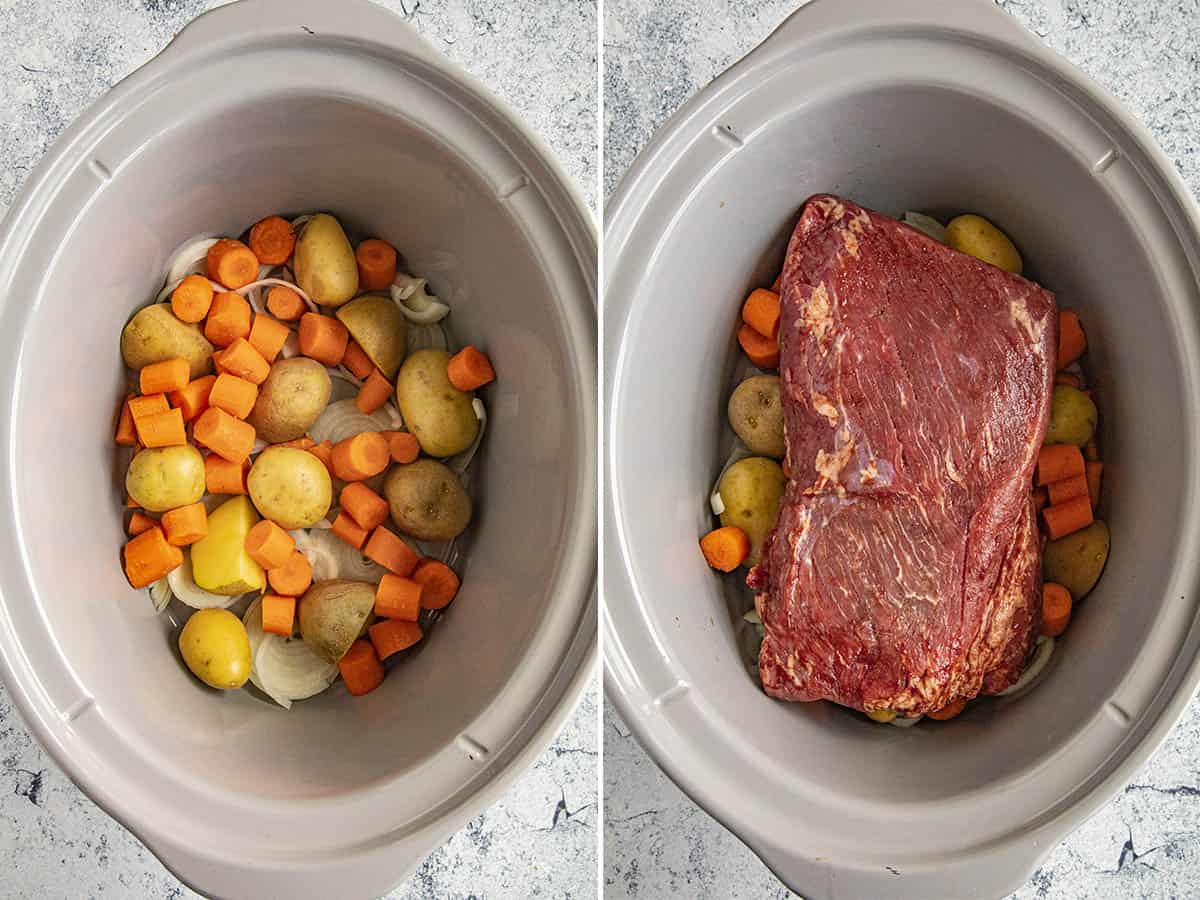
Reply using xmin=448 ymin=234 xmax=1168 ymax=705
xmin=411 ymin=558 xmax=459 ymax=610
xmin=1046 ymin=474 xmax=1089 ymax=506
xmin=355 ymin=239 xmax=398 ymax=291
xmin=193 ymin=406 xmax=256 ymax=464
xmin=927 ymin=699 xmax=967 ymax=721
xmin=161 ymin=502 xmax=208 ymax=547
xmin=364 ymin=526 xmax=419 ymax=577
xmin=387 ymin=431 xmax=420 ymax=464
xmin=1043 ymin=495 xmax=1093 ymax=541
xmin=268 ymin=549 xmax=312 ymax=597
xmin=273 ymin=436 xmax=315 ymax=451
xmin=125 ymin=494 xmax=140 ymax=509
xmin=115 ymin=396 xmax=137 ymax=446
xmin=266 ymin=285 xmax=306 ymax=321
xmin=127 ymin=511 xmax=157 ymax=536
xmin=248 ymin=216 xmax=295 ymax=266
xmin=1085 ymin=461 xmax=1103 ymax=510
xmin=244 ymin=519 xmax=295 ymax=569
xmin=737 ymin=323 xmax=779 ymax=369
xmin=298 ymin=313 xmax=349 ymax=367
xmin=206 ymin=238 xmax=259 ymax=290
xmin=309 ymin=440 xmax=335 ymax=475
xmin=261 ymin=593 xmax=297 ymax=637
xmin=123 ymin=526 xmax=183 ymax=588
xmin=342 ymin=341 xmax=374 ymax=379
xmin=248 ymin=314 xmax=290 ymax=363
xmin=1084 ymin=438 xmax=1100 ymax=462
xmin=355 ymin=368 xmax=394 ymax=414
xmin=368 ymin=617 xmax=423 ymax=660
xmin=1054 ymin=371 xmax=1081 ymax=389
xmin=340 ymin=482 xmax=389 ymax=532
xmin=128 ymin=393 xmax=169 ymax=423
xmin=1036 ymin=444 xmax=1085 ymax=486
xmin=170 ymin=375 xmax=216 ymax=423
xmin=1033 ymin=486 xmax=1049 ymax=516
xmin=770 ymin=273 xmax=782 ymax=293
xmin=699 ymin=526 xmax=750 ymax=572
xmin=1041 ymin=582 xmax=1073 ymax=636
xmin=213 ymin=337 xmax=270 ymax=385
xmin=170 ymin=274 xmax=215 ymax=323
xmin=375 ymin=574 xmax=422 ymax=620
xmin=742 ymin=288 xmax=781 ymax=340
xmin=331 ymin=511 xmax=370 ymax=549
xmin=338 ymin=640 xmax=385 ymax=695
xmin=205 ymin=453 xmax=248 ymax=495
xmin=446 ymin=346 xmax=496 ymax=392
xmin=204 ymin=291 xmax=253 ymax=348
xmin=1057 ymin=309 xmax=1087 ymax=369
xmin=331 ymin=432 xmax=390 ymax=481
xmin=140 ymin=358 xmax=190 ymax=395
xmin=137 ymin=408 xmax=187 ymax=448
xmin=208 ymin=373 xmax=259 ymax=420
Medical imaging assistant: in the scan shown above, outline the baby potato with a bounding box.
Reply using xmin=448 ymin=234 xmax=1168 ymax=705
xmin=121 ymin=303 xmax=214 ymax=378
xmin=384 ymin=458 xmax=472 ymax=542
xmin=336 ymin=293 xmax=407 ymax=378
xmin=294 ymin=213 xmax=359 ymax=307
xmin=178 ymin=608 xmax=252 ymax=690
xmin=1043 ymin=520 xmax=1110 ymax=600
xmin=248 ymin=447 xmax=333 ymax=530
xmin=728 ymin=375 xmax=785 ymax=459
xmin=1044 ymin=385 xmax=1097 ymax=447
xmin=395 ymin=349 xmax=479 ymax=457
xmin=946 ymin=214 xmax=1023 ymax=274
xmin=248 ymin=357 xmax=332 ymax=444
xmin=298 ymin=580 xmax=377 ymax=664
xmin=126 ymin=444 xmax=205 ymax=512
xmin=718 ymin=457 xmax=786 ymax=567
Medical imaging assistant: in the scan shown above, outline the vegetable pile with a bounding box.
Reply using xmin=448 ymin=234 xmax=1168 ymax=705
xmin=701 ymin=209 xmax=1110 ymax=726
xmin=116 ymin=212 xmax=496 ymax=705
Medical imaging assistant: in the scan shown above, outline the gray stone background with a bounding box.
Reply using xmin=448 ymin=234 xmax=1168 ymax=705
xmin=603 ymin=2 xmax=1200 ymax=898
xmin=0 ymin=1 xmax=597 ymax=898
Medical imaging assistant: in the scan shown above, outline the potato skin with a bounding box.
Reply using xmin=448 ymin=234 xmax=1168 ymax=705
xmin=395 ymin=349 xmax=479 ymax=458
xmin=728 ymin=375 xmax=785 ymax=458
xmin=298 ymin=580 xmax=377 ymax=664
xmin=178 ymin=608 xmax=252 ymax=690
xmin=718 ymin=457 xmax=786 ymax=567
xmin=121 ymin=304 xmax=213 ymax=378
xmin=336 ymin=293 xmax=407 ymax=378
xmin=1044 ymin=385 xmax=1097 ymax=447
xmin=248 ymin=357 xmax=332 ymax=444
xmin=247 ymin=447 xmax=333 ymax=530
xmin=946 ymin=214 xmax=1023 ymax=274
xmin=384 ymin=459 xmax=472 ymax=542
xmin=1043 ymin=520 xmax=1109 ymax=600
xmin=125 ymin=444 xmax=205 ymax=512
xmin=294 ymin=213 xmax=359 ymax=307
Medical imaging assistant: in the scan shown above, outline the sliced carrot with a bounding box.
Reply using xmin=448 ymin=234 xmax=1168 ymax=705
xmin=338 ymin=640 xmax=385 ymax=695
xmin=273 ymin=436 xmax=315 ymax=451
xmin=411 ymin=558 xmax=459 ymax=609
xmin=363 ymin=526 xmax=419 ymax=577
xmin=742 ymin=288 xmax=781 ymax=340
xmin=342 ymin=340 xmax=374 ymax=379
xmin=205 ymin=453 xmax=248 ymax=495
xmin=260 ymin=593 xmax=297 ymax=637
xmin=213 ymin=337 xmax=270 ymax=385
xmin=248 ymin=314 xmax=290 ymax=363
xmin=927 ymin=699 xmax=967 ymax=721
xmin=738 ymin=323 xmax=779 ymax=369
xmin=1084 ymin=438 xmax=1100 ymax=462
xmin=331 ymin=432 xmax=390 ymax=481
xmin=309 ymin=440 xmax=334 ymax=476
xmin=123 ymin=526 xmax=183 ymax=588
xmin=1057 ymin=309 xmax=1087 ymax=369
xmin=699 ymin=526 xmax=750 ymax=572
xmin=266 ymin=285 xmax=306 ymax=321
xmin=375 ymin=573 xmax=422 ymax=621
xmin=330 ymin=511 xmax=369 ymax=549
xmin=193 ymin=406 xmax=256 ymax=464
xmin=368 ymin=618 xmax=422 ymax=660
xmin=355 ymin=368 xmax=394 ymax=414
xmin=140 ymin=357 xmax=190 ymax=395
xmin=170 ymin=375 xmax=216 ymax=423
xmin=355 ymin=239 xmax=398 ymax=291
xmin=1054 ymin=371 xmax=1081 ymax=389
xmin=206 ymin=238 xmax=259 ymax=290
xmin=114 ymin=396 xmax=137 ymax=446
xmin=268 ymin=549 xmax=312 ymax=597
xmin=1041 ymin=582 xmax=1073 ymax=637
xmin=161 ymin=502 xmax=208 ymax=547
xmin=340 ymin=482 xmax=389 ymax=532
xmin=1036 ymin=444 xmax=1085 ymax=486
xmin=137 ymin=408 xmax=187 ymax=448
xmin=170 ymin=274 xmax=215 ymax=323
xmin=387 ymin=431 xmax=420 ymax=464
xmin=1046 ymin=474 xmax=1089 ymax=506
xmin=204 ymin=291 xmax=253 ymax=348
xmin=208 ymin=373 xmax=259 ymax=420
xmin=125 ymin=494 xmax=140 ymax=509
xmin=128 ymin=393 xmax=169 ymax=424
xmin=127 ymin=511 xmax=157 ymax=536
xmin=1085 ymin=461 xmax=1103 ymax=510
xmin=298 ymin=313 xmax=349 ymax=367
xmin=1043 ymin=494 xmax=1093 ymax=541
xmin=446 ymin=346 xmax=495 ymax=392
xmin=244 ymin=519 xmax=295 ymax=569
xmin=248 ymin=216 xmax=295 ymax=266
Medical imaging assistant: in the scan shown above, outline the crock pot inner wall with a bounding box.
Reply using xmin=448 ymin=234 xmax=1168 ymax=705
xmin=16 ymin=94 xmax=577 ymax=798
xmin=615 ymin=82 xmax=1179 ymax=803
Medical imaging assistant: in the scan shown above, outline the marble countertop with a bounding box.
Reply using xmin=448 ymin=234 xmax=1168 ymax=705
xmin=603 ymin=1 xmax=1200 ymax=897
xmin=0 ymin=2 xmax=597 ymax=898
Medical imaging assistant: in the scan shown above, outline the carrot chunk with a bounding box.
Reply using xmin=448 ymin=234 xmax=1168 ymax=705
xmin=266 ymin=285 xmax=305 ymax=321
xmin=1057 ymin=309 xmax=1087 ymax=369
xmin=244 ymin=519 xmax=296 ymax=569
xmin=298 ymin=313 xmax=349 ymax=366
xmin=340 ymin=482 xmax=390 ymax=531
xmin=123 ymin=526 xmax=183 ymax=588
xmin=363 ymin=526 xmax=419 ymax=577
xmin=268 ymin=550 xmax=312 ymax=597
xmin=411 ymin=558 xmax=459 ymax=609
xmin=375 ymin=574 xmax=422 ymax=621
xmin=261 ymin=593 xmax=297 ymax=637
xmin=170 ymin=375 xmax=216 ymax=423
xmin=1041 ymin=582 xmax=1073 ymax=637
xmin=170 ymin=274 xmax=215 ymax=324
xmin=248 ymin=216 xmax=295 ymax=266
xmin=137 ymin=408 xmax=187 ymax=448
xmin=206 ymin=238 xmax=259 ymax=290
xmin=140 ymin=358 xmax=190 ymax=395
xmin=248 ymin=313 xmax=290 ymax=363
xmin=161 ymin=502 xmax=208 ymax=546
xmin=742 ymin=288 xmax=781 ymax=340
xmin=213 ymin=337 xmax=270 ymax=384
xmin=128 ymin=393 xmax=169 ymax=424
xmin=1036 ymin=444 xmax=1085 ymax=486
xmin=387 ymin=432 xmax=420 ymax=464
xmin=193 ymin=406 xmax=256 ymax=464
xmin=208 ymin=373 xmax=259 ymax=420
xmin=331 ymin=432 xmax=389 ymax=481
xmin=1046 ymin=473 xmax=1089 ymax=506
xmin=699 ymin=526 xmax=750 ymax=572
xmin=204 ymin=291 xmax=253 ymax=347
xmin=341 ymin=341 xmax=374 ymax=379
xmin=1043 ymin=494 xmax=1093 ymax=540
xmin=338 ymin=640 xmax=385 ymax=695
xmin=368 ymin=618 xmax=422 ymax=660
xmin=355 ymin=239 xmax=398 ymax=291
xmin=114 ymin=396 xmax=137 ymax=446
xmin=127 ymin=511 xmax=157 ymax=536
xmin=927 ymin=699 xmax=967 ymax=721
xmin=273 ymin=436 xmax=315 ymax=451
xmin=447 ymin=346 xmax=495 ymax=392
xmin=1085 ymin=461 xmax=1103 ymax=510
xmin=1054 ymin=371 xmax=1081 ymax=389
xmin=309 ymin=440 xmax=334 ymax=476
xmin=355 ymin=368 xmax=394 ymax=414
xmin=205 ymin=453 xmax=248 ymax=495
xmin=330 ymin=511 xmax=369 ymax=549
xmin=737 ymin=323 xmax=779 ymax=369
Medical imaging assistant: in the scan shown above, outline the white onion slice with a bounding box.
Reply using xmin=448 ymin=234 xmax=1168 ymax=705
xmin=392 ymin=274 xmax=450 ymax=324
xmin=308 ymin=399 xmax=393 ymax=446
xmin=281 ymin=331 xmax=300 ymax=359
xmin=447 ymin=399 xmax=487 ymax=473
xmin=255 ymin=629 xmax=338 ymax=702
xmin=997 ymin=636 xmax=1055 ymax=698
xmin=710 ymin=443 xmax=753 ymax=516
xmin=148 ymin=576 xmax=172 ymax=613
xmin=290 ymin=214 xmax=315 ymax=231
xmin=293 ymin=528 xmax=387 ymax=583
xmin=243 ymin=597 xmax=294 ymax=709
xmin=901 ymin=211 xmax=947 ymax=244
xmin=407 ymin=322 xmax=449 ymax=353
xmin=291 ymin=530 xmax=341 ymax=582
xmin=164 ymin=236 xmax=220 ymax=286
xmin=742 ymin=609 xmax=761 ymax=625
xmin=888 ymin=715 xmax=924 ymax=728
xmin=251 ymin=437 xmax=269 ymax=456
xmin=384 ymin=403 xmax=403 ymax=430
xmin=334 ymin=366 xmax=363 ymax=388
xmin=235 ymin=278 xmax=316 ymax=312
xmin=168 ymin=552 xmax=241 ymax=610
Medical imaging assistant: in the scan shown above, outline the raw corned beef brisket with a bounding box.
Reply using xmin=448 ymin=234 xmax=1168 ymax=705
xmin=746 ymin=195 xmax=1058 ymax=716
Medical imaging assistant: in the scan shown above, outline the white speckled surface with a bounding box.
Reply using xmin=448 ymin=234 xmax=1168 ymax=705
xmin=603 ymin=1 xmax=1200 ymax=897
xmin=0 ymin=2 xmax=597 ymax=898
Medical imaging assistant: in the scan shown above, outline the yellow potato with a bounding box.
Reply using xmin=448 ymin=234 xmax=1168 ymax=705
xmin=294 ymin=213 xmax=359 ymax=307
xmin=718 ymin=457 xmax=786 ymax=567
xmin=121 ymin=303 xmax=213 ymax=378
xmin=946 ymin=214 xmax=1023 ymax=274
xmin=125 ymin=445 xmax=205 ymax=512
xmin=384 ymin=458 xmax=471 ymax=541
xmin=298 ymin=580 xmax=377 ymax=664
xmin=248 ymin=357 xmax=332 ymax=444
xmin=395 ymin=349 xmax=479 ymax=457
xmin=728 ymin=375 xmax=784 ymax=459
xmin=865 ymin=709 xmax=897 ymax=723
xmin=1044 ymin=385 xmax=1097 ymax=447
xmin=1043 ymin=520 xmax=1110 ymax=600
xmin=336 ymin=293 xmax=407 ymax=378
xmin=247 ymin=447 xmax=333 ymax=530
xmin=178 ymin=608 xmax=252 ymax=690
xmin=191 ymin=496 xmax=265 ymax=595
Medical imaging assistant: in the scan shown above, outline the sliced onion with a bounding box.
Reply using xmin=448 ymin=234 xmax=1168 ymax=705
xmin=308 ymin=399 xmax=393 ymax=446
xmin=334 ymin=366 xmax=363 ymax=388
xmin=243 ymin=597 xmax=294 ymax=709
xmin=392 ymin=274 xmax=450 ymax=324
xmin=384 ymin=402 xmax=403 ymax=430
xmin=235 ymin=278 xmax=316 ymax=312
xmin=710 ymin=443 xmax=753 ymax=516
xmin=902 ymin=211 xmax=947 ymax=244
xmin=742 ymin=609 xmax=761 ymax=625
xmin=291 ymin=529 xmax=341 ymax=582
xmin=281 ymin=331 xmax=300 ymax=359
xmin=251 ymin=437 xmax=269 ymax=456
xmin=888 ymin=715 xmax=924 ymax=728
xmin=407 ymin=322 xmax=449 ymax=353
xmin=148 ymin=576 xmax=172 ymax=613
xmin=290 ymin=214 xmax=315 ymax=231
xmin=447 ymin=399 xmax=487 ymax=473
xmin=164 ymin=235 xmax=220 ymax=286
xmin=293 ymin=527 xmax=387 ymax=583
xmin=997 ymin=636 xmax=1055 ymax=698
xmin=169 ymin=552 xmax=241 ymax=610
